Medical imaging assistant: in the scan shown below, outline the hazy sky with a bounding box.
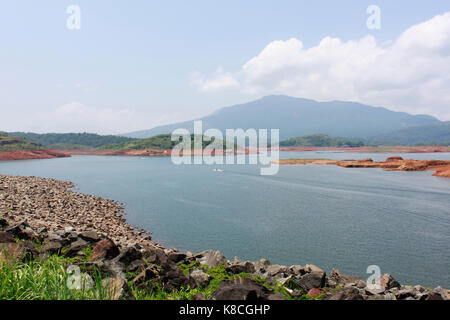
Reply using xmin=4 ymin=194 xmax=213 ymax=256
xmin=1 ymin=1 xmax=449 ymax=134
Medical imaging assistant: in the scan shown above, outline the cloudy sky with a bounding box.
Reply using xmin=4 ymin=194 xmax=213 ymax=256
xmin=1 ymin=1 xmax=449 ymax=134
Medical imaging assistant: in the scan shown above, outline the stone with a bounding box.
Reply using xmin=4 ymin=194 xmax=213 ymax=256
xmin=0 ymin=218 xmax=8 ymax=228
xmin=227 ymin=261 xmax=256 ymax=274
xmin=345 ymin=294 xmax=364 ymax=300
xmin=210 ymin=278 xmax=271 ymax=300
xmin=365 ymin=286 xmax=385 ymax=296
xmin=379 ymin=274 xmax=401 ymax=290
xmin=288 ymin=265 xmax=306 ymax=276
xmin=101 ymin=278 xmax=135 ymax=300
xmin=395 ymin=289 xmax=416 ymax=300
xmin=307 ymin=288 xmax=323 ymax=298
xmin=267 ymin=293 xmax=286 ymax=300
xmin=325 ymin=292 xmax=346 ymax=300
xmin=132 ymin=265 xmax=160 ymax=289
xmin=161 ymin=268 xmax=195 ymax=292
xmin=126 ymin=259 xmax=147 ymax=273
xmin=304 ymin=264 xmax=324 ymax=273
xmin=168 ymin=252 xmax=187 ymax=264
xmin=91 ymin=238 xmax=120 ymax=261
xmin=418 ymin=291 xmax=444 ymax=300
xmin=254 ymin=258 xmax=271 ymax=272
xmin=193 ymin=293 xmax=206 ymax=300
xmin=0 ymin=242 xmax=31 ymax=265
xmin=0 ymin=232 xmax=15 ymax=243
xmin=78 ymin=230 xmax=100 ymax=243
xmin=40 ymin=241 xmax=63 ymax=255
xmin=65 ymin=238 xmax=89 ymax=257
xmin=190 ymin=269 xmax=212 ymax=287
xmin=266 ymin=264 xmax=288 ymax=277
xmin=194 ymin=250 xmax=228 ymax=268
xmin=329 ymin=269 xmax=365 ymax=286
xmin=294 ymin=272 xmax=326 ymax=292
xmin=114 ymin=245 xmax=142 ymax=265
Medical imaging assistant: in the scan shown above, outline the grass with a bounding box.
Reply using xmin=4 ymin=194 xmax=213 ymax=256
xmin=0 ymin=254 xmax=110 ymax=300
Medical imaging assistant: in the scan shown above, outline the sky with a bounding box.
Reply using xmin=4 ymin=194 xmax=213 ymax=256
xmin=0 ymin=0 xmax=449 ymax=134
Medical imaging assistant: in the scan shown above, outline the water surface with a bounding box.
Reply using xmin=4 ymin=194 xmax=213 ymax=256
xmin=0 ymin=151 xmax=449 ymax=288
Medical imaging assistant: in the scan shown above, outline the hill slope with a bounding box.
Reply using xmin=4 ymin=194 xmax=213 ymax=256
xmin=368 ymin=121 xmax=450 ymax=145
xmin=280 ymin=134 xmax=365 ymax=147
xmin=123 ymin=95 xmax=439 ymax=140
xmin=8 ymin=132 xmax=136 ymax=150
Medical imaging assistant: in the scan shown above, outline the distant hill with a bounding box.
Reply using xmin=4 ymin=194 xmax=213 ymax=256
xmin=123 ymin=95 xmax=439 ymax=141
xmin=280 ymin=134 xmax=365 ymax=147
xmin=368 ymin=121 xmax=450 ymax=145
xmin=8 ymin=132 xmax=136 ymax=150
xmin=0 ymin=132 xmax=44 ymax=151
xmin=100 ymin=134 xmax=229 ymax=150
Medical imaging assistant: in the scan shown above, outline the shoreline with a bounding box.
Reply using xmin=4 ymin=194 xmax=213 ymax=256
xmin=0 ymin=149 xmax=70 ymax=161
xmin=275 ymin=157 xmax=450 ymax=178
xmin=0 ymin=173 xmax=449 ymax=300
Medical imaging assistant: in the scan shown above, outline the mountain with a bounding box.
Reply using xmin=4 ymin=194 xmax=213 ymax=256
xmin=280 ymin=134 xmax=365 ymax=147
xmin=368 ymin=121 xmax=450 ymax=145
xmin=8 ymin=132 xmax=136 ymax=150
xmin=123 ymin=96 xmax=439 ymax=140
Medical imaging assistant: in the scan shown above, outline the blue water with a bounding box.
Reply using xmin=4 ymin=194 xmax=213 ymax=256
xmin=0 ymin=151 xmax=449 ymax=288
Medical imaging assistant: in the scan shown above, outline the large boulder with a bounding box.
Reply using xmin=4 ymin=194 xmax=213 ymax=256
xmin=40 ymin=241 xmax=63 ymax=255
xmin=114 ymin=245 xmax=142 ymax=265
xmin=91 ymin=238 xmax=120 ymax=261
xmin=293 ymin=271 xmax=326 ymax=292
xmin=65 ymin=238 xmax=89 ymax=257
xmin=78 ymin=231 xmax=100 ymax=243
xmin=210 ymin=278 xmax=271 ymax=300
xmin=226 ymin=261 xmax=256 ymax=274
xmin=190 ymin=269 xmax=212 ymax=287
xmin=194 ymin=250 xmax=228 ymax=268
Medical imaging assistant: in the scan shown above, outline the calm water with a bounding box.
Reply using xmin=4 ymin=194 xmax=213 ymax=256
xmin=1 ymin=151 xmax=449 ymax=288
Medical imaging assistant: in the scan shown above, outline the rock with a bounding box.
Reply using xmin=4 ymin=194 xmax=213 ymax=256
xmin=307 ymin=288 xmax=323 ymax=298
xmin=126 ymin=259 xmax=147 ymax=273
xmin=288 ymin=265 xmax=306 ymax=276
xmin=210 ymin=278 xmax=271 ymax=300
xmin=0 ymin=232 xmax=15 ymax=243
xmin=304 ymin=264 xmax=324 ymax=273
xmin=132 ymin=265 xmax=160 ymax=289
xmin=326 ymin=292 xmax=346 ymax=300
xmin=190 ymin=269 xmax=212 ymax=287
xmin=0 ymin=218 xmax=8 ymax=229
xmin=114 ymin=245 xmax=142 ymax=265
xmin=266 ymin=264 xmax=288 ymax=277
xmin=65 ymin=238 xmax=89 ymax=257
xmin=0 ymin=242 xmax=36 ymax=265
xmin=417 ymin=291 xmax=444 ymax=300
xmin=5 ymin=222 xmax=34 ymax=240
xmin=64 ymin=226 xmax=75 ymax=233
xmin=395 ymin=288 xmax=416 ymax=300
xmin=226 ymin=261 xmax=256 ymax=274
xmin=267 ymin=293 xmax=286 ymax=300
xmin=168 ymin=252 xmax=187 ymax=264
xmin=161 ymin=268 xmax=195 ymax=292
xmin=365 ymin=286 xmax=385 ymax=296
xmin=379 ymin=274 xmax=401 ymax=290
xmin=195 ymin=250 xmax=228 ymax=268
xmin=254 ymin=258 xmax=271 ymax=272
xmin=193 ymin=293 xmax=206 ymax=300
xmin=91 ymin=238 xmax=120 ymax=261
xmin=294 ymin=271 xmax=326 ymax=292
xmin=40 ymin=241 xmax=63 ymax=255
xmin=78 ymin=230 xmax=100 ymax=243
xmin=386 ymin=156 xmax=403 ymax=162
xmin=101 ymin=278 xmax=135 ymax=300
xmin=345 ymin=294 xmax=364 ymax=300
xmin=329 ymin=269 xmax=365 ymax=286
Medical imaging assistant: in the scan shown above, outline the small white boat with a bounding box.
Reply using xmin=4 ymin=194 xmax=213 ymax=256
xmin=213 ymin=168 xmax=224 ymax=172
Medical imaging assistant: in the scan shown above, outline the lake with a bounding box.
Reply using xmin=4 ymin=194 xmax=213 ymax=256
xmin=1 ymin=151 xmax=449 ymax=288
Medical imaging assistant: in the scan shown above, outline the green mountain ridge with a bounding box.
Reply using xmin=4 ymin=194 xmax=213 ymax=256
xmin=280 ymin=134 xmax=365 ymax=147
xmin=0 ymin=132 xmax=45 ymax=151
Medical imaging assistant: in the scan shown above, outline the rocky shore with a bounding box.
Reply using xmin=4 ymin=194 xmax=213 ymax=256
xmin=0 ymin=149 xmax=70 ymax=161
xmin=276 ymin=157 xmax=450 ymax=178
xmin=0 ymin=174 xmax=448 ymax=300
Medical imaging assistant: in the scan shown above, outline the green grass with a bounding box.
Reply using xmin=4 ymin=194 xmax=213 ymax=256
xmin=0 ymin=254 xmax=110 ymax=300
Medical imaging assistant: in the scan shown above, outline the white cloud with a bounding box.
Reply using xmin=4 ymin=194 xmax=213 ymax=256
xmin=194 ymin=12 xmax=450 ymax=120
xmin=190 ymin=67 xmax=240 ymax=92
